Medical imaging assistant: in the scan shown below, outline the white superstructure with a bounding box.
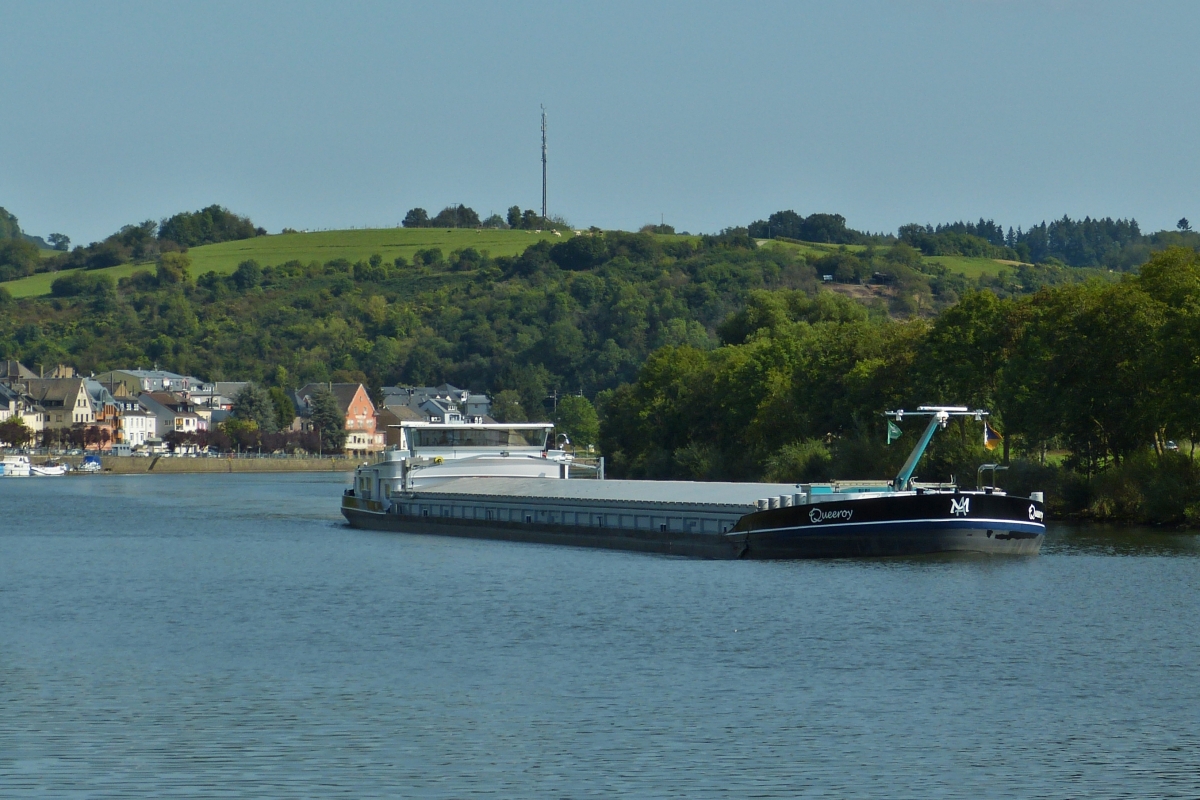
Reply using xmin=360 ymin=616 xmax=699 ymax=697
xmin=1 ymin=455 xmax=31 ymax=477
xmin=350 ymin=421 xmax=591 ymax=508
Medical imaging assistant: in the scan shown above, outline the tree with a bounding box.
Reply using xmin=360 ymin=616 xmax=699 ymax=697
xmin=48 ymin=233 xmax=70 ymax=251
xmin=1179 ymin=218 xmax=1192 ymax=233
xmin=0 ymin=418 xmax=32 ymax=449
xmin=506 ymin=206 xmax=522 ymax=229
xmin=430 ymin=205 xmax=480 ymax=228
xmin=232 ymin=384 xmax=278 ymax=433
xmin=491 ymin=389 xmax=526 ymax=422
xmin=0 ymin=238 xmax=41 ymax=282
xmin=553 ymin=395 xmax=599 ymax=449
xmin=156 ymin=251 xmax=192 ymax=285
xmin=269 ymin=387 xmax=296 ymax=431
xmin=232 ymin=259 xmax=262 ymax=290
xmin=402 ymin=208 xmax=429 ymax=228
xmin=158 ymin=205 xmax=257 ymax=247
xmin=309 ymin=386 xmax=347 ymax=452
xmin=481 ymin=213 xmax=508 ymax=229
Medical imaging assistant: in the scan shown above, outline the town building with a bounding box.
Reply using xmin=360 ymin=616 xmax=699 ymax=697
xmin=138 ymin=392 xmax=206 ymax=437
xmin=293 ymin=383 xmax=384 ymax=453
xmin=0 ymin=382 xmax=45 ymax=435
xmin=94 ymin=369 xmax=203 ymax=396
xmin=23 ymin=378 xmax=94 ymax=429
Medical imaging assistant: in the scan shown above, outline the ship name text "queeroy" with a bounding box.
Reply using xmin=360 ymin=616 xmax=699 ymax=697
xmin=809 ymin=508 xmax=854 ymax=524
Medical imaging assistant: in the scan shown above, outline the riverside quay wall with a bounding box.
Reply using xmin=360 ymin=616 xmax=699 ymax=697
xmin=33 ymin=455 xmax=358 ymax=474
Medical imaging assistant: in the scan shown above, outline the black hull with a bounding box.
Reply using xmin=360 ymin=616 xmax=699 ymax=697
xmin=733 ymin=491 xmax=1044 ymax=558
xmin=342 ymin=489 xmax=1044 ymax=559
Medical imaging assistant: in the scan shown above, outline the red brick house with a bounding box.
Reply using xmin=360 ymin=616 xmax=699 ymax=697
xmin=293 ymin=383 xmax=384 ymax=453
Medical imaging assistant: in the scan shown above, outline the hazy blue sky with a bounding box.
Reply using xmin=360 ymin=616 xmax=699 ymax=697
xmin=2 ymin=1 xmax=1197 ymax=244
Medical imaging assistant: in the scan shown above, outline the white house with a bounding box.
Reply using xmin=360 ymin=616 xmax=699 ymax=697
xmin=119 ymin=409 xmax=157 ymax=447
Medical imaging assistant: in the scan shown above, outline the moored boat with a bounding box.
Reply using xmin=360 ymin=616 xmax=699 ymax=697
xmin=31 ymin=462 xmax=69 ymax=477
xmin=1 ymin=455 xmax=32 ymax=477
xmin=341 ymin=407 xmax=1044 ymax=558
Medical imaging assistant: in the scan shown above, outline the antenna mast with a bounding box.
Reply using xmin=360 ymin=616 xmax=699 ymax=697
xmin=540 ymin=105 xmax=547 ymax=221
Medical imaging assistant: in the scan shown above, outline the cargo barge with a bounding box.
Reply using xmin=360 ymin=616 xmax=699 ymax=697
xmin=342 ymin=407 xmax=1045 ymax=558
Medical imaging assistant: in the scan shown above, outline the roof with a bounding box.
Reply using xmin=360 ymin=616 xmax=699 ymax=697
xmin=22 ymin=378 xmax=85 ymax=408
xmin=0 ymin=361 xmax=37 ymax=382
xmin=378 ymin=405 xmax=423 ymax=422
xmin=415 ymin=477 xmax=806 ymax=510
xmin=110 ymin=369 xmax=186 ymax=380
xmin=295 ymin=383 xmax=371 ymax=415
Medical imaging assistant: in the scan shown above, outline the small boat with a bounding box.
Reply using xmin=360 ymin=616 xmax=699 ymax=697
xmin=77 ymin=455 xmax=103 ymax=473
xmin=341 ymin=407 xmax=1044 ymax=559
xmin=31 ymin=462 xmax=69 ymax=477
xmin=1 ymin=455 xmax=32 ymax=477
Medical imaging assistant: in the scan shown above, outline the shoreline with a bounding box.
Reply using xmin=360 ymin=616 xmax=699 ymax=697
xmin=28 ymin=454 xmax=358 ymax=474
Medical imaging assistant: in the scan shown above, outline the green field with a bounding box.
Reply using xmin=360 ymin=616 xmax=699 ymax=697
xmin=759 ymin=238 xmax=852 ymax=259
xmin=924 ymin=255 xmax=1018 ymax=278
xmin=2 ymin=228 xmax=573 ymax=298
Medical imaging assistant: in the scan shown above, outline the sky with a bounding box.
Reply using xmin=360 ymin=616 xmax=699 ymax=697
xmin=1 ymin=1 xmax=1198 ymax=245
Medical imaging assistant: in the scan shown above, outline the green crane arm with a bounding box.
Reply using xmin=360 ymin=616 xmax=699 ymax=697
xmin=894 ymin=413 xmax=945 ymax=491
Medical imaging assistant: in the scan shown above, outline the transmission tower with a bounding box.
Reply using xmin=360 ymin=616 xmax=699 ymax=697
xmin=540 ymin=105 xmax=547 ymax=221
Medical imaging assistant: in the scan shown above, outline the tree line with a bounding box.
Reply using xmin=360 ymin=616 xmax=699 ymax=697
xmin=599 ymin=247 xmax=1200 ymax=523
xmin=748 ymin=208 xmax=1200 ymax=270
xmin=0 ymin=205 xmax=262 ymax=281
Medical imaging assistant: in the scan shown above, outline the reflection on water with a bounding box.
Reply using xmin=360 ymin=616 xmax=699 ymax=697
xmin=1046 ymin=521 xmax=1200 ymax=556
xmin=2 ymin=474 xmax=1199 ymax=798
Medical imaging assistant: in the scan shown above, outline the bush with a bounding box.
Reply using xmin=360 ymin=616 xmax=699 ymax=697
xmin=158 ymin=205 xmax=257 ymax=247
xmin=765 ymin=440 xmax=833 ymax=483
xmin=50 ymin=271 xmax=115 ymax=298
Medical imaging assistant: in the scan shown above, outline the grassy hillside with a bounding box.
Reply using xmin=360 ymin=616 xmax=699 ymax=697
xmin=924 ymin=255 xmax=1021 ymax=278
xmin=2 ymin=228 xmax=571 ymax=298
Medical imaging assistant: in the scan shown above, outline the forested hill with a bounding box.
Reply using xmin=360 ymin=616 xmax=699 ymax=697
xmin=0 ymin=227 xmax=1085 ymax=413
xmin=748 ymin=210 xmax=1200 ymax=269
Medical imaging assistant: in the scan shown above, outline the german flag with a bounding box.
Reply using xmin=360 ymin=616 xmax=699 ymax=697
xmin=983 ymin=420 xmax=1003 ymax=451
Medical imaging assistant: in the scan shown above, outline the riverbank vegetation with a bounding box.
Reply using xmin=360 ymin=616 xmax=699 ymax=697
xmin=600 ymin=247 xmax=1200 ymax=525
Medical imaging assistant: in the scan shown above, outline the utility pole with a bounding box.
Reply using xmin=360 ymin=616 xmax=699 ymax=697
xmin=541 ymin=105 xmax=547 ymax=221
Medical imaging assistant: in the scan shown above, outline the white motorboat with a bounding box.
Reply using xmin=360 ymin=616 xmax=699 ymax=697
xmin=31 ymin=462 xmax=69 ymax=477
xmin=1 ymin=455 xmax=32 ymax=477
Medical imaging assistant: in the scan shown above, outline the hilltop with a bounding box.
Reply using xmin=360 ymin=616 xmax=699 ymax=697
xmin=1 ymin=227 xmax=574 ymax=299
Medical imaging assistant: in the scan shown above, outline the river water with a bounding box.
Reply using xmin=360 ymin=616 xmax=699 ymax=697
xmin=2 ymin=473 xmax=1198 ymax=798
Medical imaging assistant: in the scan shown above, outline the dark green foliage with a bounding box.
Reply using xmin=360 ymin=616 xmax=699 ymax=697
xmin=402 ymin=208 xmax=430 ymax=228
xmin=158 ymin=205 xmax=257 ymax=248
xmin=156 ymin=252 xmax=192 ymax=285
xmin=430 ymin=205 xmax=480 ymax=228
xmin=549 ymin=235 xmax=608 ymax=271
xmin=48 ymin=233 xmax=70 ymax=251
xmin=491 ymin=389 xmax=525 ymax=423
xmin=233 ymin=259 xmax=262 ymax=290
xmin=0 ymin=207 xmax=20 ymax=240
xmin=269 ymin=386 xmax=296 ymax=429
xmin=749 ymin=210 xmax=865 ymax=244
xmin=232 ymin=384 xmax=278 ymax=434
xmin=309 ymin=386 xmax=346 ymax=452
xmin=600 ymin=247 xmax=1200 ymax=523
xmin=899 ymin=223 xmax=1014 ymax=259
xmin=50 ymin=271 xmax=115 ymax=298
xmin=0 ymin=238 xmax=41 ymax=282
xmin=553 ymin=395 xmax=599 ymax=449
xmin=0 ymin=418 xmax=32 ymax=448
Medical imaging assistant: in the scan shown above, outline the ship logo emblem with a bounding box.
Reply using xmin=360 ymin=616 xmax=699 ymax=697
xmin=1028 ymin=504 xmax=1044 ymax=521
xmin=950 ymin=497 xmax=970 ymax=516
